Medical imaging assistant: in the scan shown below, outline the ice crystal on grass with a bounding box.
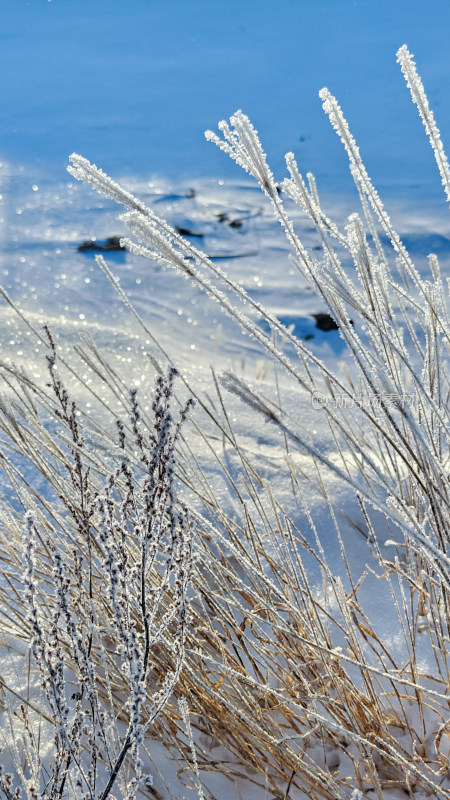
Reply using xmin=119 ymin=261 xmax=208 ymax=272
xmin=397 ymin=45 xmax=450 ymax=205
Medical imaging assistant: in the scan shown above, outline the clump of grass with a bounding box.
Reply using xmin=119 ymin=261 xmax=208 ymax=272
xmin=0 ymin=345 xmax=195 ymax=799
xmin=0 ymin=44 xmax=448 ymax=800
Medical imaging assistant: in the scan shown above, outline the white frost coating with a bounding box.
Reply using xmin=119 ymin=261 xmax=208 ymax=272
xmin=205 ymin=111 xmax=276 ymax=195
xmin=319 ymin=87 xmax=426 ymax=293
xmin=397 ymin=44 xmax=450 ymax=205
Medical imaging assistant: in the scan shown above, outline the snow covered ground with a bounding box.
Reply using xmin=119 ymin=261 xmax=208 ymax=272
xmin=0 ymin=2 xmax=449 ymax=799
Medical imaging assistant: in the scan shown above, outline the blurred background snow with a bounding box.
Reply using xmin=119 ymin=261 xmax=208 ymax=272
xmin=1 ymin=0 xmax=450 ymax=197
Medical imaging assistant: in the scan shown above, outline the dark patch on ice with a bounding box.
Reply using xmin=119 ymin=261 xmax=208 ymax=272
xmin=205 ymin=250 xmax=258 ymax=260
xmin=313 ymin=313 xmax=353 ymax=332
xmin=258 ymin=313 xmax=350 ymax=353
xmin=175 ymin=226 xmax=204 ymax=238
xmin=77 ymin=235 xmax=126 ymax=253
xmin=153 ymin=188 xmax=196 ymax=203
xmin=313 ymin=312 xmax=339 ymax=331
xmin=215 ymin=209 xmax=261 ymax=229
xmin=216 ymin=212 xmax=230 ymax=223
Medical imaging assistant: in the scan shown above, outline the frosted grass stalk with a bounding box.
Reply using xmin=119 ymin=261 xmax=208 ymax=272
xmin=397 ymin=44 xmax=450 ymax=205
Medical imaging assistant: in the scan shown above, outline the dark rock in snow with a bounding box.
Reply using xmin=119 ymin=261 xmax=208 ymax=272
xmin=78 ymin=236 xmax=126 ymax=252
xmin=312 ymin=313 xmax=339 ymax=331
xmin=312 ymin=313 xmax=353 ymax=332
xmin=175 ymin=226 xmax=204 ymax=238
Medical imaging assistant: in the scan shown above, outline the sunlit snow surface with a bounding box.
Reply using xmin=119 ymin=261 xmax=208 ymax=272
xmin=3 ymin=170 xmax=449 ymax=376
